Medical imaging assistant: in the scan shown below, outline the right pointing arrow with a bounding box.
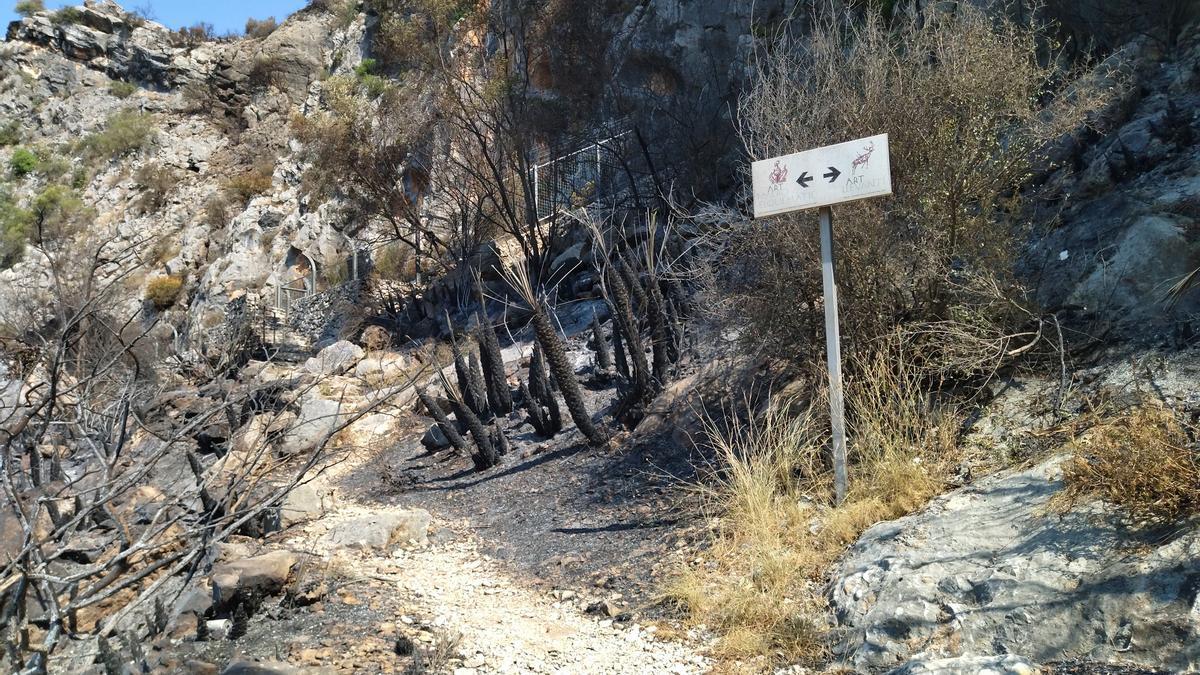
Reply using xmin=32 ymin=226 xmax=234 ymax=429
xmin=823 ymin=166 xmax=841 ymax=183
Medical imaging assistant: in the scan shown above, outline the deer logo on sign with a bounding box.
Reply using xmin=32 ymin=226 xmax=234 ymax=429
xmin=768 ymin=160 xmax=788 ymax=189
xmin=851 ymin=142 xmax=875 ymax=175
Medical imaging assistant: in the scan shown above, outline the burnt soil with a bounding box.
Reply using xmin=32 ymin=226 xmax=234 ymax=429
xmin=341 ymin=336 xmax=712 ymax=616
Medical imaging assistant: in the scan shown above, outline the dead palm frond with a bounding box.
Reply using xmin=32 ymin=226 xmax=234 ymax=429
xmin=1166 ymin=266 xmax=1199 ymax=307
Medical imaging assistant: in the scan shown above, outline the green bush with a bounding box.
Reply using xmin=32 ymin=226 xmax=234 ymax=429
xmin=36 ymin=154 xmax=71 ymax=181
xmin=0 ymin=188 xmax=32 ymax=269
xmin=353 ymin=58 xmax=388 ymax=97
xmin=0 ymin=120 xmax=20 ymax=146
xmin=51 ymin=6 xmax=83 ymax=24
xmin=30 ymin=185 xmax=89 ymax=247
xmin=108 ymin=80 xmax=138 ymax=99
xmin=9 ymin=148 xmax=37 ymax=177
xmin=144 ymin=275 xmax=184 ymax=310
xmin=80 ymin=111 xmax=155 ymax=161
xmin=15 ymin=0 xmax=45 ymax=17
xmin=354 ymin=58 xmax=377 ymax=77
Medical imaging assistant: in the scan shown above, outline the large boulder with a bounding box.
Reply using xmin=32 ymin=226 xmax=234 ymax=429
xmin=210 ymin=550 xmax=300 ymax=610
xmin=303 ymin=340 xmax=364 ymax=377
xmin=352 ymin=351 xmax=409 ymax=384
xmin=829 ymin=456 xmax=1200 ymax=673
xmin=279 ymin=395 xmax=345 ymax=456
xmin=276 ymin=482 xmax=329 ymax=528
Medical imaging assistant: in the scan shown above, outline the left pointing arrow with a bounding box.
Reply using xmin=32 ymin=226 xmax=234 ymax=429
xmin=823 ymin=166 xmax=841 ymax=183
xmin=796 ymin=171 xmax=812 ymax=188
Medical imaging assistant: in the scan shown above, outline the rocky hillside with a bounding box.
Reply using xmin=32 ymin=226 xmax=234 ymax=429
xmin=1 ymin=1 xmax=1199 ymax=674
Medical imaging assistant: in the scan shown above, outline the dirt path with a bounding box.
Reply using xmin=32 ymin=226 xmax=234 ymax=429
xmin=374 ymin=530 xmax=709 ymax=674
xmin=268 ymin=440 xmax=712 ymax=675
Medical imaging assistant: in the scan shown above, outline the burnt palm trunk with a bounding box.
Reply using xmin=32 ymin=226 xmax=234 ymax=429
xmin=612 ymin=318 xmax=630 ymax=381
xmin=450 ymin=397 xmax=499 ymax=470
xmin=416 ymin=387 xmax=469 ymax=455
xmin=475 ymin=313 xmax=513 ymax=415
xmin=606 ymin=266 xmax=650 ymax=400
xmin=645 ymin=278 xmax=671 ymax=385
xmin=452 ymin=336 xmax=488 ymax=419
xmin=528 ymin=344 xmax=562 ymax=434
xmin=466 ymin=348 xmax=491 ymax=419
xmin=618 ymin=256 xmax=647 ymax=317
xmin=590 ymin=311 xmax=612 ymax=373
xmin=530 ymin=300 xmax=603 ymax=445
xmin=519 ymin=380 xmax=551 ymax=437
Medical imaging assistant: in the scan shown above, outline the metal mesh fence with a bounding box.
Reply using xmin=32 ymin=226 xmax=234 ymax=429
xmin=529 ymin=128 xmax=656 ymax=222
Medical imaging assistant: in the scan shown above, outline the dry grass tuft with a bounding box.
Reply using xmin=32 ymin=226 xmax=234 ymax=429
xmin=665 ymin=350 xmax=961 ymax=665
xmin=1058 ymin=401 xmax=1199 ymax=525
xmin=144 ymin=275 xmax=184 ymax=310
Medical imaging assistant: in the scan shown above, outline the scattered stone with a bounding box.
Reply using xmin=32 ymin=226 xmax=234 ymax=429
xmin=210 ymin=550 xmax=301 ymax=610
xmin=318 ymin=509 xmax=431 ymax=551
xmin=183 ymin=661 xmax=220 ymax=675
xmin=219 ymin=660 xmax=306 ymax=675
xmin=205 ymin=619 xmax=233 ymax=641
xmin=359 ymin=325 xmax=392 ymax=352
xmin=278 ymin=482 xmax=327 ymax=528
xmin=587 ymin=599 xmax=625 ymax=618
xmin=888 ymin=655 xmax=1042 ymax=675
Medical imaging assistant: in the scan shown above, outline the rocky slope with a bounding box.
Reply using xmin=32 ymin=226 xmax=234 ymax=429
xmin=2 ymin=1 xmax=1200 ymax=674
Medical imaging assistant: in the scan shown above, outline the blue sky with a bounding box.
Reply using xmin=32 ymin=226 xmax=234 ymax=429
xmin=2 ymin=0 xmax=309 ymax=35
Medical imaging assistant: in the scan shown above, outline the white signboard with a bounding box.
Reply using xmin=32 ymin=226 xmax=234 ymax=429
xmin=751 ymin=134 xmax=892 ymax=218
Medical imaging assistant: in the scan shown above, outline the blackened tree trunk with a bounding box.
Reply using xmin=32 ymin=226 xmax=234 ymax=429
xmin=529 ymin=343 xmax=551 ymax=403
xmin=416 ymin=387 xmax=469 ymax=454
xmin=450 ymin=398 xmax=499 ymax=470
xmin=466 ymin=348 xmax=491 ymax=420
xmin=591 ymin=311 xmax=612 ymax=372
xmin=618 ymin=256 xmax=647 ymax=316
xmin=612 ymin=317 xmax=630 ymax=381
xmin=475 ymin=313 xmax=513 ymax=415
xmin=452 ymin=336 xmax=488 ymax=419
xmin=528 ymin=345 xmax=562 ymax=435
xmin=606 ymin=266 xmax=651 ymax=400
xmin=645 ymin=277 xmax=672 ymax=384
xmin=519 ymin=380 xmax=551 ymax=437
xmin=490 ymin=422 xmax=510 ymax=456
xmin=530 ymin=300 xmax=603 ymax=445
xmin=664 ymin=295 xmax=683 ymax=360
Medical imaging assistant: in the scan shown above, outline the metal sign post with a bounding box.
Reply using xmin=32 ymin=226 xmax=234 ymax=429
xmin=818 ymin=205 xmax=848 ymax=503
xmin=751 ymin=134 xmax=892 ymax=505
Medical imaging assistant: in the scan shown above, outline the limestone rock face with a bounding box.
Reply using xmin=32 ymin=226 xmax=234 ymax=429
xmin=1029 ymin=28 xmax=1200 ymax=338
xmin=6 ymin=1 xmax=208 ymax=88
xmin=829 ymin=456 xmax=1200 ymax=672
xmin=888 ymin=655 xmax=1041 ymax=675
